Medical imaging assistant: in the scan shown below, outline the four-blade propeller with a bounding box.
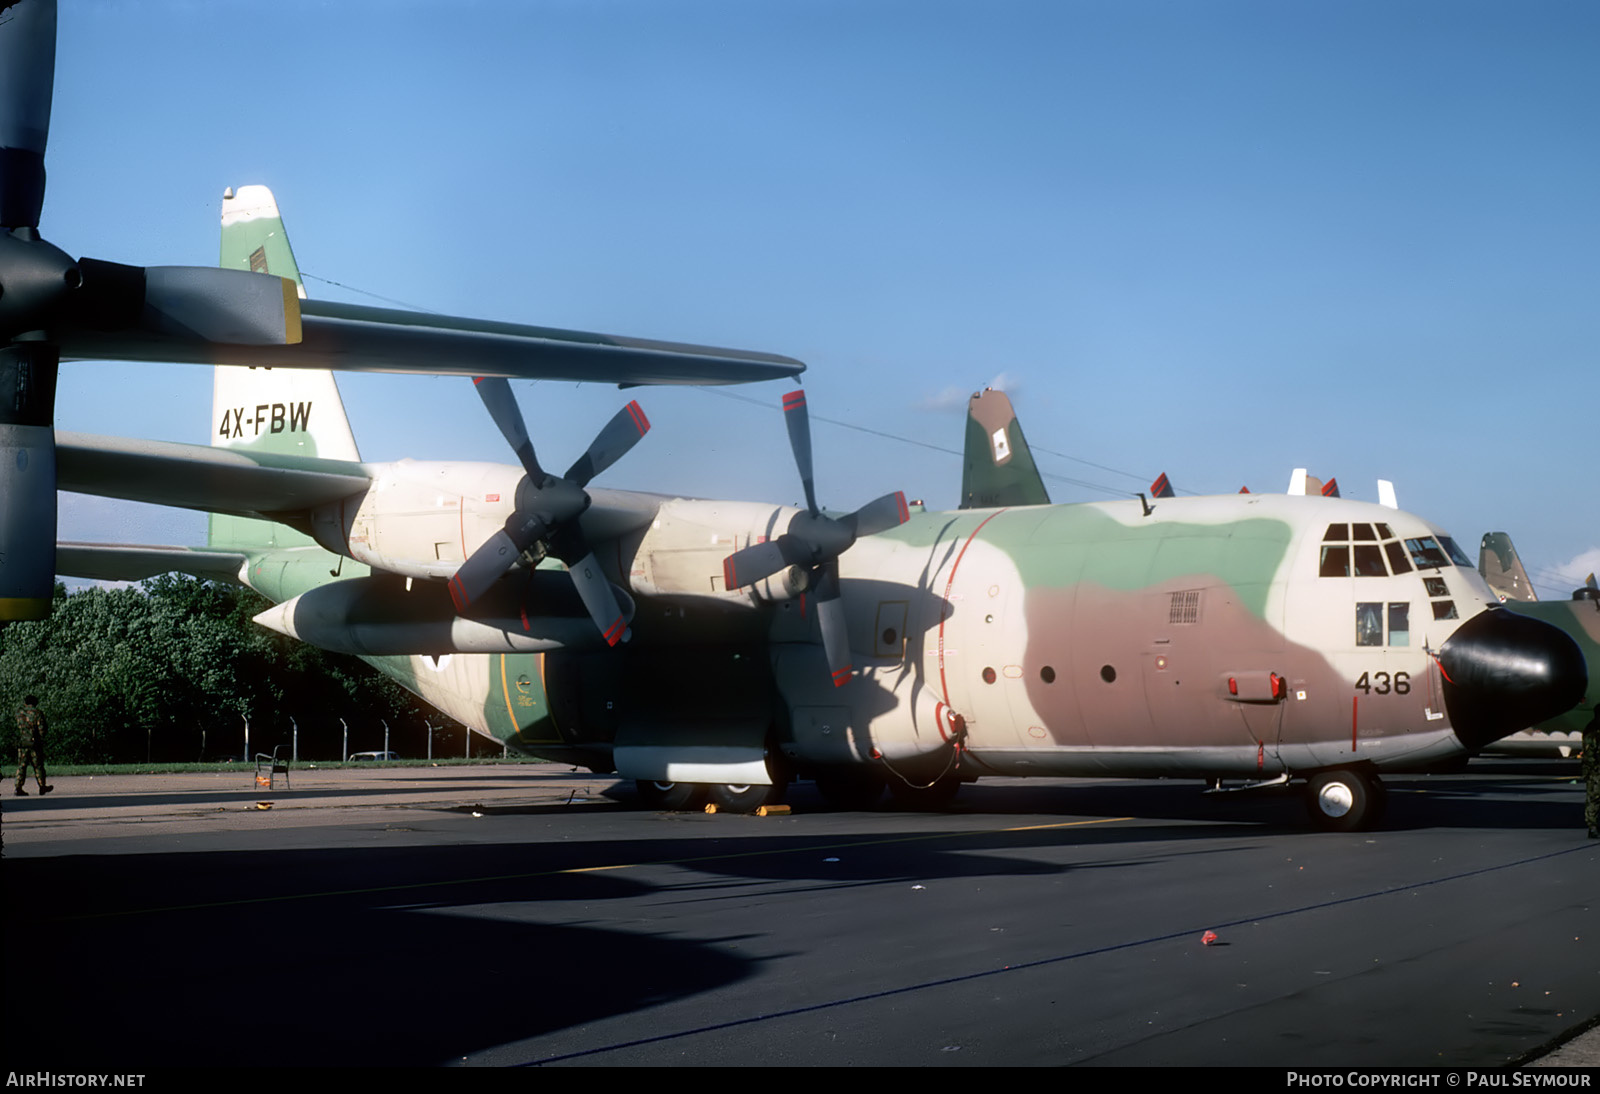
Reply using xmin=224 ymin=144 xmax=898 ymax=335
xmin=447 ymin=378 xmax=648 ymax=647
xmin=722 ymin=388 xmax=909 ymax=686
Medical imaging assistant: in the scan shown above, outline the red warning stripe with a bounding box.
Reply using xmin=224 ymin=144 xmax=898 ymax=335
xmin=831 ymin=664 xmax=853 ymax=688
xmin=625 ymin=400 xmax=650 ymax=435
xmin=603 ymin=616 xmax=627 ymax=646
xmin=723 ymin=556 xmax=740 ymax=589
xmin=447 ymin=575 xmax=468 ymax=613
xmin=782 ymin=389 xmax=806 ymax=412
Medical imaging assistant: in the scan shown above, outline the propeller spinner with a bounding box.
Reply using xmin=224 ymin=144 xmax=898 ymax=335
xmin=722 ymin=388 xmax=909 ymax=687
xmin=1 ymin=0 xmax=301 ymax=620
xmin=447 ymin=378 xmax=648 ymax=647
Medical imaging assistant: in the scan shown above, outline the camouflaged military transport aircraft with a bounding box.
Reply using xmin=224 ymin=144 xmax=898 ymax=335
xmin=0 ymin=0 xmax=800 ymax=623
xmin=51 ymin=186 xmax=1596 ymax=831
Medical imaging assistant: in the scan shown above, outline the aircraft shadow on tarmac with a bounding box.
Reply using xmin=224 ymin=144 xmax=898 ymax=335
xmin=3 ymin=828 xmax=1135 ymax=1067
xmin=3 ymin=761 xmax=1587 ymax=1067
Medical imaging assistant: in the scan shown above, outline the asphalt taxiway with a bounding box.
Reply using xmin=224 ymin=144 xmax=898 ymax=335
xmin=3 ymin=761 xmax=1596 ymax=1068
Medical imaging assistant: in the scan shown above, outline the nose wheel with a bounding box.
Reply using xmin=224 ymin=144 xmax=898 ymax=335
xmin=1305 ymin=768 xmax=1387 ymax=831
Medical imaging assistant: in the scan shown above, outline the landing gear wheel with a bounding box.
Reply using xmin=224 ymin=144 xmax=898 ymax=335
xmin=635 ymin=780 xmax=707 ymax=811
xmin=814 ymin=768 xmax=885 ymax=810
xmin=708 ymin=779 xmax=788 ymax=814
xmin=1305 ymin=769 xmax=1383 ymax=832
xmin=888 ymin=773 xmax=963 ymax=810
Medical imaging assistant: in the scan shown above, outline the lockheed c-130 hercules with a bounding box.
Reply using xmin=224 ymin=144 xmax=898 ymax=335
xmin=53 ymin=185 xmax=1596 ymax=831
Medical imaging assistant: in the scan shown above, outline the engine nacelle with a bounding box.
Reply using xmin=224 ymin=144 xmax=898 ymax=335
xmin=252 ymin=572 xmax=631 ymax=656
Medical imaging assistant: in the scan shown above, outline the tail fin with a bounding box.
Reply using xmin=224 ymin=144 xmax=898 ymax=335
xmin=1478 ymin=532 xmax=1538 ymax=603
xmin=959 ymin=387 xmax=1049 ymax=509
xmin=210 ymin=185 xmax=361 ymax=550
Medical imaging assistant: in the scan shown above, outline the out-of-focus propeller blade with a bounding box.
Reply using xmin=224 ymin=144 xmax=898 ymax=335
xmin=813 ymin=565 xmax=853 ymax=688
xmin=563 ymin=400 xmax=648 ymax=487
xmin=567 ymin=549 xmax=631 ymax=646
xmin=782 ymin=389 xmax=818 ymax=514
xmin=473 ymin=376 xmax=545 ymax=482
xmin=0 ymin=0 xmax=55 ymax=232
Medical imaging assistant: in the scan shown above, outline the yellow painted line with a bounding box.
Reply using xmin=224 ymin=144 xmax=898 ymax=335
xmin=498 ymin=653 xmax=518 ymax=733
xmin=51 ymin=815 xmax=1132 ymax=922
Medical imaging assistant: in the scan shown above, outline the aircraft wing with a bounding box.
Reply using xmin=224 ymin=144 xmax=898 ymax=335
xmin=56 ymin=432 xmax=370 ymax=521
xmin=59 ymin=300 xmax=805 ymax=386
xmin=56 ymin=543 xmax=249 ymax=583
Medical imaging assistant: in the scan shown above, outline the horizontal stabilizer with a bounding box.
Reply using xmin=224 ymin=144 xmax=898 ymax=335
xmin=56 ymin=543 xmax=248 ymax=583
xmin=57 ymin=432 xmax=369 ymax=519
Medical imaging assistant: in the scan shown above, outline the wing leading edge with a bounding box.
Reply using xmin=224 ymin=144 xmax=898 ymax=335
xmin=60 ymin=299 xmax=805 ymax=386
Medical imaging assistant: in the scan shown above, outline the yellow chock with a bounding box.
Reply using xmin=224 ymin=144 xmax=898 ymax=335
xmin=255 ymin=774 xmax=271 ymax=788
xmin=703 ymin=802 xmax=720 ymax=814
xmin=756 ymin=804 xmax=792 ymax=816
xmin=255 ymin=801 xmax=274 ymax=810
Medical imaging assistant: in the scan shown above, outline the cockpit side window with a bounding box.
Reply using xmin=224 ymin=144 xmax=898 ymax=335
xmin=1406 ymin=537 xmax=1450 ymax=570
xmin=1320 ymin=545 xmax=1350 ymax=577
xmin=1356 ymin=602 xmax=1383 ymax=646
xmin=1438 ymin=536 xmax=1473 ymax=567
xmin=1388 ymin=603 xmax=1410 ymax=646
xmin=1384 ymin=540 xmax=1413 ymax=575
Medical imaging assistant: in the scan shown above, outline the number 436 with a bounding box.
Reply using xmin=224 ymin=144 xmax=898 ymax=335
xmin=1355 ymin=671 xmax=1410 ymax=695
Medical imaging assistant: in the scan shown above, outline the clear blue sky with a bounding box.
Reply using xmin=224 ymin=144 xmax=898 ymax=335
xmin=46 ymin=0 xmax=1599 ymax=597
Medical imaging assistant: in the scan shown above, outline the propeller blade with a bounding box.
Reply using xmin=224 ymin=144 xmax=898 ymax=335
xmin=0 ymin=341 xmax=58 ymax=620
xmin=782 ymin=389 xmax=818 ymax=514
xmin=567 ymin=548 xmax=631 ymax=646
xmin=138 ymin=266 xmax=302 ymax=345
xmin=847 ymin=491 xmax=910 ymax=538
xmin=723 ymin=538 xmax=793 ymax=591
xmin=563 ymin=400 xmax=649 ymax=487
xmin=0 ymin=0 xmax=55 ymax=231
xmin=473 ymin=376 xmax=545 ymax=482
xmin=448 ymin=527 xmax=527 ymax=612
xmin=813 ymin=565 xmax=853 ymax=688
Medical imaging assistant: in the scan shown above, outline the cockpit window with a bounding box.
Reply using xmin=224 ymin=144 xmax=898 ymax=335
xmin=1438 ymin=536 xmax=1473 ymax=567
xmin=1405 ymin=537 xmax=1450 ymax=570
xmin=1352 ymin=523 xmax=1377 ymax=541
xmin=1353 ymin=544 xmax=1387 ymax=577
xmin=1356 ymin=603 xmax=1383 ymax=646
xmin=1323 ymin=524 xmax=1348 ymax=542
xmin=1320 ymin=545 xmax=1350 ymax=577
xmin=1384 ymin=541 xmax=1413 ymax=575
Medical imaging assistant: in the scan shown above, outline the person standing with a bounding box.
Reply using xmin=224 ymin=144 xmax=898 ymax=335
xmin=14 ymin=694 xmax=52 ymax=797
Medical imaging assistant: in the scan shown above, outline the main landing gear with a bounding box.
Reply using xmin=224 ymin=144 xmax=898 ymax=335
xmin=633 ymin=776 xmax=789 ymax=814
xmin=1304 ymin=768 xmax=1387 ymax=832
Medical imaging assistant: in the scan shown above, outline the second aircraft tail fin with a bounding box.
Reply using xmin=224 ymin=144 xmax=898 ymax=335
xmin=959 ymin=387 xmax=1049 ymax=509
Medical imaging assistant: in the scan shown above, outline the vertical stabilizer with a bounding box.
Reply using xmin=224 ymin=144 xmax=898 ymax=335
xmin=211 ymin=185 xmax=361 ymax=550
xmin=959 ymin=388 xmax=1049 ymax=509
xmin=1479 ymin=532 xmax=1538 ymax=603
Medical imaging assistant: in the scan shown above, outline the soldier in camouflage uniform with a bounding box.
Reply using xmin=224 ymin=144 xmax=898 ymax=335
xmin=14 ymin=694 xmax=52 ymax=797
xmin=1584 ymin=706 xmax=1598 ymax=839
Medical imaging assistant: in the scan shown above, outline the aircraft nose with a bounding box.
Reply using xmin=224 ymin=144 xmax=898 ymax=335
xmin=1438 ymin=608 xmax=1588 ymax=750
